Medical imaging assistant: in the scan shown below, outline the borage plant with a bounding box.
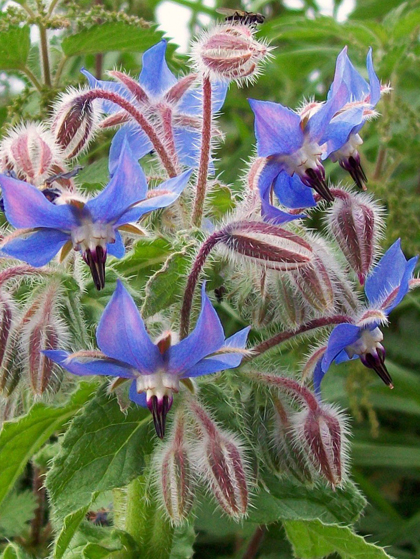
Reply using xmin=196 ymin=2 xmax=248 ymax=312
xmin=0 ymin=8 xmax=418 ymax=559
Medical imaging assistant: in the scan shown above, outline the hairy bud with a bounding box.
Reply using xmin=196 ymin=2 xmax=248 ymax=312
xmin=272 ymin=275 xmax=309 ymax=327
xmin=189 ymin=400 xmax=249 ymax=519
xmin=0 ymin=123 xmax=63 ymax=186
xmin=292 ymin=403 xmax=349 ymax=488
xmin=157 ymin=413 xmax=195 ymax=525
xmin=219 ymin=220 xmax=313 ymax=271
xmin=50 ymin=88 xmax=101 ymax=159
xmin=0 ymin=294 xmax=13 ymax=375
xmin=327 ymin=190 xmax=383 ymax=284
xmin=191 ymin=24 xmax=270 ymax=85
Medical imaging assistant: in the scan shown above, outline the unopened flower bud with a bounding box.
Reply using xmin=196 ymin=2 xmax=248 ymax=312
xmin=292 ymin=403 xmax=349 ymax=488
xmin=328 ymin=190 xmax=383 ymax=284
xmin=191 ymin=24 xmax=270 ymax=84
xmin=0 ymin=123 xmax=63 ymax=186
xmin=28 ymin=323 xmax=60 ymax=395
xmin=50 ymin=88 xmax=101 ymax=159
xmin=218 ymin=220 xmax=313 ymax=271
xmin=189 ymin=400 xmax=249 ymax=519
xmin=0 ymin=294 xmax=13 ymax=373
xmin=157 ymin=413 xmax=195 ymax=525
xmin=272 ymin=275 xmax=309 ymax=327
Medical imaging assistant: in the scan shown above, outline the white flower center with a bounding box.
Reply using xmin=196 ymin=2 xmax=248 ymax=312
xmin=345 ymin=327 xmax=383 ymax=358
xmin=330 ymin=133 xmax=363 ymax=162
xmin=71 ymin=221 xmax=115 ymax=253
xmin=136 ymin=371 xmax=180 ymax=401
xmin=281 ymin=140 xmax=323 ymax=177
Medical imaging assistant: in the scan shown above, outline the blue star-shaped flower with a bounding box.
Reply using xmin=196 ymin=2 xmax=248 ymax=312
xmin=82 ymin=40 xmax=228 ymax=174
xmin=249 ymin=81 xmax=349 ymax=206
xmin=45 ymin=281 xmax=250 ymax=437
xmin=314 ymin=240 xmax=418 ymax=393
xmin=323 ymin=47 xmax=382 ymax=189
xmin=0 ymin=142 xmax=192 ymax=289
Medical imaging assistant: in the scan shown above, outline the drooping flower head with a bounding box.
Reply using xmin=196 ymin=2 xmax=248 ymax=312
xmin=313 ymin=240 xmax=418 ymax=393
xmin=45 ymin=281 xmax=250 ymax=438
xmin=81 ymin=40 xmax=228 ymax=173
xmin=249 ymin=81 xmax=349 ymax=207
xmin=323 ymin=47 xmax=384 ymax=189
xmin=0 ymin=142 xmax=192 ymax=289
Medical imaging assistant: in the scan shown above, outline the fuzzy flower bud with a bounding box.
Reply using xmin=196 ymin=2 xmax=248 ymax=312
xmin=50 ymin=88 xmax=101 ymax=159
xmin=327 ymin=190 xmax=383 ymax=284
xmin=157 ymin=413 xmax=195 ymax=525
xmin=0 ymin=123 xmax=63 ymax=187
xmin=218 ymin=220 xmax=313 ymax=271
xmin=189 ymin=400 xmax=249 ymax=519
xmin=0 ymin=293 xmax=13 ymax=374
xmin=191 ymin=24 xmax=270 ymax=85
xmin=272 ymin=275 xmax=309 ymax=327
xmin=292 ymin=403 xmax=349 ymax=488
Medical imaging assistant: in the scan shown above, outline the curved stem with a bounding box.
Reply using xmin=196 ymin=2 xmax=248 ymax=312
xmin=192 ymin=76 xmax=212 ymax=227
xmin=81 ymin=90 xmax=177 ymax=177
xmin=248 ymin=315 xmax=353 ymax=359
xmin=54 ymin=56 xmax=68 ymax=87
xmin=20 ymin=66 xmax=43 ymax=92
xmin=242 ymin=525 xmax=266 ymax=559
xmin=179 ymin=230 xmax=226 ymax=339
xmin=39 ymin=25 xmax=51 ymax=87
xmin=47 ymin=0 xmax=61 ymax=16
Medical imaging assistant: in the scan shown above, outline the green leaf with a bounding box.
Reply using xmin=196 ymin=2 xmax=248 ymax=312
xmin=248 ymin=474 xmax=366 ymax=526
xmin=53 ymin=505 xmax=93 ymax=559
xmin=1 ymin=543 xmax=32 ymax=559
xmin=169 ymin=524 xmax=196 ymax=559
xmin=352 ymin=442 xmax=420 ymax=468
xmin=0 ymin=382 xmax=97 ymax=508
xmin=46 ymin=387 xmax=154 ymax=522
xmin=284 ymin=520 xmax=395 ymax=558
xmin=62 ymin=23 xmax=165 ymax=57
xmin=141 ymin=244 xmax=194 ymax=318
xmin=0 ymin=490 xmax=36 ymax=538
xmin=0 ymin=22 xmax=30 ymax=70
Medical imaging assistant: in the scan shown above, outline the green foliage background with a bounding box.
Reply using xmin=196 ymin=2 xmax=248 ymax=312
xmin=0 ymin=0 xmax=419 ymax=557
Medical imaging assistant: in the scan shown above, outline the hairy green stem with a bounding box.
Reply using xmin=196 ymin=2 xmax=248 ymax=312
xmin=39 ymin=25 xmax=52 ymax=87
xmin=20 ymin=66 xmax=43 ymax=92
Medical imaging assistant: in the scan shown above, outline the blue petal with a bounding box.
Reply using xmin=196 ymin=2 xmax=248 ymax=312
xmin=365 ymin=239 xmax=417 ymax=311
xmin=322 ymin=323 xmax=361 ymax=372
xmin=173 ymin=128 xmax=201 ymax=168
xmin=109 ymin=125 xmax=153 ymax=176
xmin=322 ymin=106 xmax=365 ymax=157
xmin=166 ymin=283 xmax=225 ymax=375
xmin=367 ymin=48 xmax=381 ymax=106
xmin=273 ymin=172 xmax=317 ymax=209
xmin=139 ymin=40 xmax=177 ymax=98
xmin=306 ymin=82 xmax=349 ymax=142
xmin=107 ymin=230 xmax=125 ymax=258
xmin=249 ymin=99 xmax=303 ymax=157
xmin=96 ymin=280 xmax=162 ymax=373
xmin=129 ymin=380 xmax=147 ymax=407
xmin=177 ymin=81 xmax=228 ymax=116
xmin=81 ymin=68 xmax=130 ymax=113
xmin=261 ymin=199 xmax=306 ymax=225
xmin=182 ymin=326 xmax=251 ymax=378
xmin=313 ymin=358 xmax=325 ymax=397
xmin=257 ymin=158 xmax=284 ymax=200
xmin=87 ymin=140 xmax=148 ymax=223
xmin=328 ymin=47 xmax=369 ymax=103
xmin=0 ymin=175 xmax=78 ymax=230
xmin=115 ymin=169 xmax=193 ymax=225
xmin=1 ymin=229 xmax=70 ymax=266
xmin=44 ymin=349 xmax=135 ymax=378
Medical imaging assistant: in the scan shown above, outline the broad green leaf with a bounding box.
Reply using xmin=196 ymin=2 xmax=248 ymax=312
xmin=141 ymin=244 xmax=195 ymax=318
xmin=46 ymin=387 xmax=154 ymax=522
xmin=113 ymin=237 xmax=173 ymax=286
xmin=0 ymin=23 xmax=30 ymax=70
xmin=1 ymin=543 xmax=32 ymax=559
xmin=284 ymin=519 xmax=395 ymax=559
xmin=248 ymin=474 xmax=366 ymax=525
xmin=53 ymin=505 xmax=93 ymax=559
xmin=352 ymin=442 xmax=420 ymax=468
xmin=0 ymin=382 xmax=97 ymax=508
xmin=62 ymin=23 xmax=164 ymax=57
xmin=0 ymin=490 xmax=36 ymax=538
xmin=81 ymin=530 xmax=139 ymax=559
xmin=169 ymin=524 xmax=196 ymax=559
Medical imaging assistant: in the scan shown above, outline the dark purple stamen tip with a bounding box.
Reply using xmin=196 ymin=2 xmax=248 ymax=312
xmin=83 ymin=246 xmax=106 ymax=290
xmin=361 ymin=347 xmax=393 ymax=388
xmin=304 ymin=168 xmax=334 ymax=203
xmin=340 ymin=155 xmax=368 ymax=191
xmin=148 ymin=395 xmax=173 ymax=439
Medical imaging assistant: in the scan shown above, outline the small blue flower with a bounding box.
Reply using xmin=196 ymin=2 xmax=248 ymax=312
xmin=249 ymin=82 xmax=348 ymax=206
xmin=45 ymin=281 xmax=250 ymax=437
xmin=314 ymin=240 xmax=418 ymax=393
xmin=82 ymin=40 xmax=227 ymax=173
xmin=0 ymin=142 xmax=192 ymax=290
xmin=323 ymin=47 xmax=382 ymax=189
